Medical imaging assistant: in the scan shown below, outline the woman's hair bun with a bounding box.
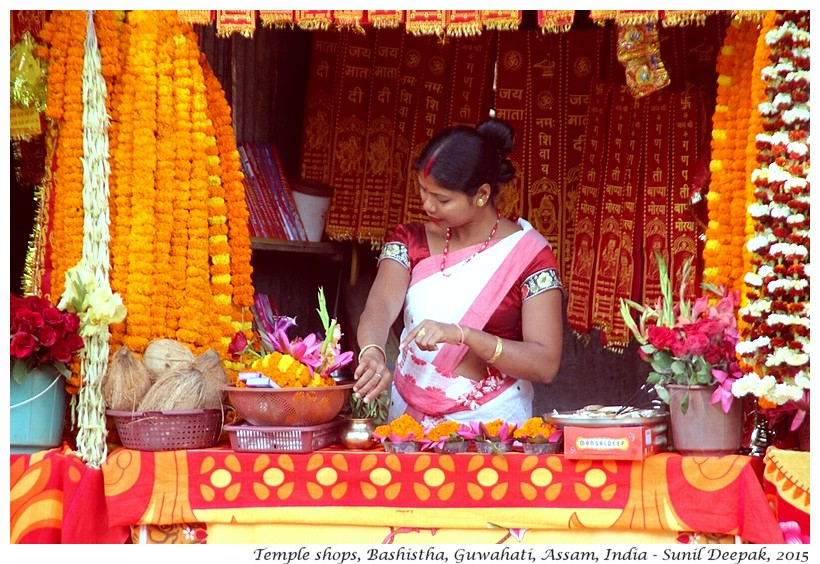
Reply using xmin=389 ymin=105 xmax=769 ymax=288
xmin=476 ymin=118 xmax=515 ymax=159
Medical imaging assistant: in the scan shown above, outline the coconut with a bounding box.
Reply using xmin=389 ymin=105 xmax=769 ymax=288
xmin=102 ymin=346 xmax=153 ymax=411
xmin=137 ymin=366 xmax=209 ymax=411
xmin=142 ymin=338 xmax=195 ymax=382
xmin=192 ymin=349 xmax=229 ymax=409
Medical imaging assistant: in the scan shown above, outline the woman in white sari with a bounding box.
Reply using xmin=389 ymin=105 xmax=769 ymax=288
xmin=354 ymin=119 xmax=564 ymax=427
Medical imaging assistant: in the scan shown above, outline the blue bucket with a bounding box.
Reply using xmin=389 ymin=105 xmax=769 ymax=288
xmin=10 ymin=365 xmax=67 ymax=454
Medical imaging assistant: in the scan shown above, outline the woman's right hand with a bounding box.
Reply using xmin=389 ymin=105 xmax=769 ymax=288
xmin=353 ymin=348 xmax=390 ymax=404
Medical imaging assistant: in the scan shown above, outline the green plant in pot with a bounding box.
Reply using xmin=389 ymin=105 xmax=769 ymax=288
xmin=340 ymin=390 xmax=389 ymax=450
xmin=619 ymin=253 xmax=743 ymax=456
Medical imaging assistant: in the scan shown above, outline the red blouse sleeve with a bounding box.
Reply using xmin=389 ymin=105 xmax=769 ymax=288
xmin=379 ymin=223 xmax=430 ymax=270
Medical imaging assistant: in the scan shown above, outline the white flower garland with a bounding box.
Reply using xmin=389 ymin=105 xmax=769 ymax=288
xmin=733 ymin=11 xmax=810 ymax=408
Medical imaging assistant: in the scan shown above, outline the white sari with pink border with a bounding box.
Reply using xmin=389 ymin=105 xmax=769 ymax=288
xmin=389 ymin=219 xmax=548 ymax=426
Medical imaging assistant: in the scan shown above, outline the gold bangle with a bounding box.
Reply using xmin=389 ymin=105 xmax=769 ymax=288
xmin=358 ymin=343 xmax=387 ymax=364
xmin=487 ymin=336 xmax=503 ymax=364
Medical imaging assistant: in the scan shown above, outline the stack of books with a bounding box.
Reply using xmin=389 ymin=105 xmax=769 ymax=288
xmin=239 ymin=142 xmax=308 ymax=241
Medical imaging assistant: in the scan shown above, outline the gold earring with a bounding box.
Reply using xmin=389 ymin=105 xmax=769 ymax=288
xmin=477 ymin=199 xmax=485 ymax=206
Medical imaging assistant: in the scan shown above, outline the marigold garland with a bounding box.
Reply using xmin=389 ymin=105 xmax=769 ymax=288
xmin=39 ymin=10 xmax=88 ymax=303
xmin=41 ymin=10 xmax=258 ymax=373
xmin=703 ymin=18 xmax=759 ymax=293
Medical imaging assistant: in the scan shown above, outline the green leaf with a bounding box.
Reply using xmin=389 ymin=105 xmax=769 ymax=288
xmin=678 ymin=390 xmax=690 ymax=414
xmin=646 ymin=371 xmax=662 ymax=386
xmin=11 ymin=358 xmax=29 ymax=385
xmin=670 ymin=359 xmax=687 ymax=376
xmin=654 ymin=385 xmax=670 ymax=405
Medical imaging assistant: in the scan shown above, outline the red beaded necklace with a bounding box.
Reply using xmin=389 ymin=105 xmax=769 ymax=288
xmin=440 ymin=210 xmax=502 ymax=277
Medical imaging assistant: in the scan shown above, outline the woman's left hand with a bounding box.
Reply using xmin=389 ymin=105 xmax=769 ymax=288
xmin=400 ymin=320 xmax=462 ymax=351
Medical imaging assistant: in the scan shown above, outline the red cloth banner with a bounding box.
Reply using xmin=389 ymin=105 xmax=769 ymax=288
xmin=524 ymin=32 xmax=563 ymax=245
xmin=325 ymin=30 xmax=376 ymax=240
xmin=661 ymin=10 xmax=717 ymax=26
xmin=494 ymin=31 xmax=531 ymax=220
xmin=537 ymin=10 xmax=575 ymax=33
xmin=590 ymin=87 xmax=637 ymax=344
xmin=566 ymin=81 xmax=613 ymax=336
xmin=355 ymin=29 xmax=406 ymax=243
xmin=299 ymin=30 xmax=341 ymax=185
xmin=333 ymin=10 xmax=366 ymax=30
xmin=177 ymin=10 xmax=213 ymax=25
xmin=446 ymin=34 xmax=495 ymax=127
xmin=610 ymin=98 xmax=645 ymax=346
xmin=405 ymin=10 xmax=446 ymax=36
xmin=668 ymin=90 xmax=702 ymax=297
xmin=215 ymin=10 xmax=255 ymax=38
xmin=480 ymin=10 xmax=522 ymax=31
xmin=560 ymin=28 xmax=607 ymax=284
xmin=387 ymin=34 xmax=436 ymax=231
xmin=447 ymin=10 xmax=482 ymax=37
xmin=366 ymin=10 xmax=405 ymax=28
xmin=296 ymin=10 xmax=333 ymax=31
xmin=401 ymin=38 xmax=455 ymax=223
xmin=258 ymin=11 xmax=294 ymax=28
xmin=640 ymin=91 xmax=673 ymax=304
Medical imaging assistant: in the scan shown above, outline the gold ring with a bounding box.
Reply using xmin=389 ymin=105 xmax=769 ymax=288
xmin=417 ymin=328 xmax=426 ymax=338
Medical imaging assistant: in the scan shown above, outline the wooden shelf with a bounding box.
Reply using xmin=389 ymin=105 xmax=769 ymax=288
xmin=250 ymin=237 xmax=344 ymax=260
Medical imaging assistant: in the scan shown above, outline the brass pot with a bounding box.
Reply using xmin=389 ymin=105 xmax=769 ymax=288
xmin=340 ymin=417 xmax=378 ymax=450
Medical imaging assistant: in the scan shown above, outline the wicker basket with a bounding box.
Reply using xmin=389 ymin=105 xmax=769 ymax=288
xmin=225 ymin=419 xmax=342 ymax=453
xmin=107 ymin=408 xmax=224 ymax=451
xmin=224 ymin=383 xmax=353 ymax=426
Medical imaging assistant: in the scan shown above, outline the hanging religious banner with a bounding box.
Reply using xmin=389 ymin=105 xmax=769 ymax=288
xmin=640 ymin=91 xmax=673 ymax=304
xmin=296 ymin=10 xmax=333 ymax=31
xmin=299 ymin=30 xmax=341 ymax=186
xmin=537 ymin=10 xmax=575 ymax=33
xmin=259 ymin=11 xmax=294 ymax=28
xmin=525 ymin=32 xmax=563 ymax=247
xmin=387 ymin=34 xmax=435 ymax=231
xmin=447 ymin=10 xmax=482 ymax=37
xmin=590 ymin=87 xmax=640 ymax=349
xmin=667 ymin=89 xmax=703 ymax=298
xmin=481 ymin=10 xmax=521 ymax=31
xmin=367 ymin=10 xmax=404 ymax=29
xmin=215 ymin=10 xmax=255 ymax=38
xmin=566 ymin=81 xmax=613 ymax=338
xmin=334 ymin=10 xmax=366 ymax=32
xmin=355 ymin=29 xmax=405 ymax=243
xmin=494 ymin=31 xmax=531 ymax=220
xmin=446 ymin=33 xmax=494 ymax=127
xmin=405 ymin=10 xmax=446 ymax=37
xmin=326 ymin=30 xmax=376 ymax=240
xmin=401 ymin=38 xmax=454 ymax=223
xmin=177 ymin=10 xmax=212 ymax=25
xmin=560 ymin=27 xmax=609 ymax=279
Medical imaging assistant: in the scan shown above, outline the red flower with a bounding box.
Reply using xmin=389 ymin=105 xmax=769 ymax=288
xmin=10 ymin=332 xmax=37 ymax=359
xmin=9 ymin=293 xmax=84 ymax=381
xmin=646 ymin=325 xmax=678 ymax=350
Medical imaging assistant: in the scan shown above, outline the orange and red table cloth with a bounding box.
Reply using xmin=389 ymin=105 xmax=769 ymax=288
xmin=11 ymin=444 xmax=793 ymax=544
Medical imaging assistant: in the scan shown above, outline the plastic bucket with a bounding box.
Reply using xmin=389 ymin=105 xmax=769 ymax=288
xmin=10 ymin=365 xmax=67 ymax=454
xmin=291 ymin=179 xmax=333 ymax=242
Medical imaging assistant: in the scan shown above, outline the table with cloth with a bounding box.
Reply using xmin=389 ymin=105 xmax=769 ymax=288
xmin=11 ymin=443 xmax=788 ymax=544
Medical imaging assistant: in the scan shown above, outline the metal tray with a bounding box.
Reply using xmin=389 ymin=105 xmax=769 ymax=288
xmin=548 ymin=407 xmax=669 ymax=428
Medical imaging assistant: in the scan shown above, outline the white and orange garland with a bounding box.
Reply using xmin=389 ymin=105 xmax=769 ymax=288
xmin=35 ymin=10 xmax=255 ymax=462
xmin=733 ymin=12 xmax=810 ymax=415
